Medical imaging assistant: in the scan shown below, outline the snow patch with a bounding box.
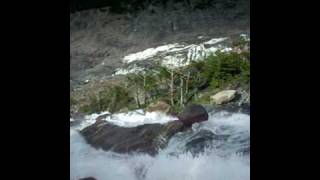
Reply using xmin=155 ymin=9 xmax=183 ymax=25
xmin=114 ymin=35 xmax=249 ymax=75
xmin=240 ymin=34 xmax=250 ymax=41
xmin=114 ymin=65 xmax=145 ymax=75
xmin=122 ymin=37 xmax=228 ymax=65
xmin=123 ymin=44 xmax=179 ymax=64
xmin=204 ymin=37 xmax=228 ymax=45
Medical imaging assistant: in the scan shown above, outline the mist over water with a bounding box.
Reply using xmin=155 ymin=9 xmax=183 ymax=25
xmin=70 ymin=110 xmax=250 ymax=180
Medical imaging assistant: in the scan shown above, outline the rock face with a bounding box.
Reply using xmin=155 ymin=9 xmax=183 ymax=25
xmin=81 ymin=119 xmax=185 ymax=156
xmin=210 ymin=90 xmax=237 ymax=105
xmin=178 ymin=104 xmax=209 ymax=126
xmin=146 ymin=100 xmax=171 ymax=114
xmin=80 ymin=104 xmax=208 ymax=156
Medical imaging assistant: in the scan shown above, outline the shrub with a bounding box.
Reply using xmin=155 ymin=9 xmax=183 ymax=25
xmin=79 ymin=85 xmax=133 ymax=114
xmin=70 ymin=96 xmax=77 ymax=106
xmin=200 ymin=51 xmax=249 ymax=89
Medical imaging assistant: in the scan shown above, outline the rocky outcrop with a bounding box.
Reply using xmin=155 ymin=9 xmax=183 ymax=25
xmin=210 ymin=90 xmax=237 ymax=105
xmin=81 ymin=120 xmax=185 ymax=155
xmin=178 ymin=104 xmax=209 ymax=126
xmin=80 ymin=104 xmax=208 ymax=156
xmin=146 ymin=101 xmax=171 ymax=114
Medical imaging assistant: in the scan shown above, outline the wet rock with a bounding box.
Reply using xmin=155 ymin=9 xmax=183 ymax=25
xmin=156 ymin=121 xmax=185 ymax=149
xmin=81 ymin=120 xmax=183 ymax=156
xmin=240 ymin=103 xmax=250 ymax=114
xmin=178 ymin=104 xmax=208 ymax=126
xmin=80 ymin=104 xmax=208 ymax=156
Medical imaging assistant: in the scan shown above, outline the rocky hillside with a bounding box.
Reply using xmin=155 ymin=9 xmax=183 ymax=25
xmin=70 ymin=0 xmax=249 ymax=87
xmin=71 ymin=0 xmax=250 ymax=14
xmin=70 ymin=0 xmax=250 ymax=115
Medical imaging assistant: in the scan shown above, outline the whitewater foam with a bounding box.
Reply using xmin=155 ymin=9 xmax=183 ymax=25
xmin=71 ymin=110 xmax=250 ymax=180
xmin=74 ymin=111 xmax=110 ymax=130
xmin=104 ymin=110 xmax=178 ymax=127
xmin=73 ymin=110 xmax=178 ymax=130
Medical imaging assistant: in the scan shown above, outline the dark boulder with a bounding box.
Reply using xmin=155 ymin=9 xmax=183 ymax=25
xmin=80 ymin=104 xmax=208 ymax=155
xmin=178 ymin=104 xmax=208 ymax=126
xmin=81 ymin=120 xmax=185 ymax=156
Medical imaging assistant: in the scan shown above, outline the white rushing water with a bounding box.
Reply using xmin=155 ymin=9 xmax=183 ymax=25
xmin=70 ymin=110 xmax=250 ymax=180
xmin=73 ymin=110 xmax=178 ymax=130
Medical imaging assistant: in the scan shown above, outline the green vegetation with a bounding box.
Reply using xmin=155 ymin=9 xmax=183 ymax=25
xmin=79 ymin=85 xmax=133 ymax=114
xmin=70 ymin=96 xmax=77 ymax=106
xmin=75 ymin=48 xmax=249 ymax=114
xmin=79 ymin=95 xmax=100 ymax=113
xmin=202 ymin=51 xmax=250 ymax=89
xmin=127 ymin=71 xmax=158 ymax=108
xmin=192 ymin=93 xmax=212 ymax=104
